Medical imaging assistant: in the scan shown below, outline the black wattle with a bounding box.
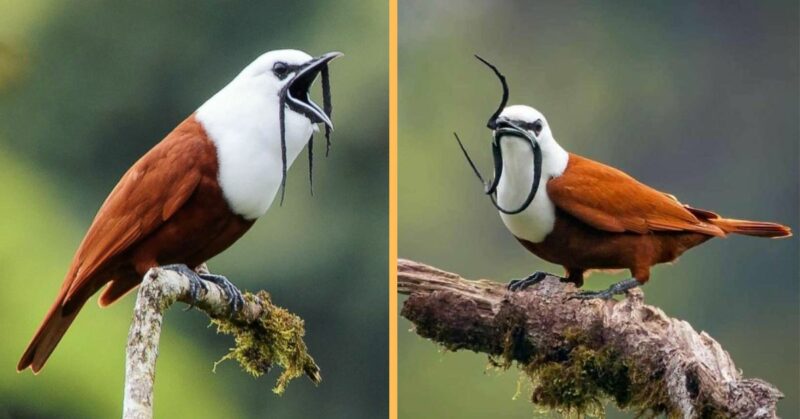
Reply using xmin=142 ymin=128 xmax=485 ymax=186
xmin=474 ymin=55 xmax=509 ymax=130
xmin=278 ymin=91 xmax=288 ymax=206
xmin=321 ymin=64 xmax=333 ymax=156
xmin=453 ymin=129 xmax=540 ymax=215
xmin=485 ymin=141 xmax=503 ymax=195
xmin=308 ymin=133 xmax=314 ymax=196
xmin=453 ymin=132 xmax=487 ymax=186
xmin=489 ymin=137 xmax=540 ymax=215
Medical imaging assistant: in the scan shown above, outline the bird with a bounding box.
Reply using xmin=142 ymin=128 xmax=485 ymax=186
xmin=18 ymin=49 xmax=342 ymax=373
xmin=455 ymin=56 xmax=791 ymax=299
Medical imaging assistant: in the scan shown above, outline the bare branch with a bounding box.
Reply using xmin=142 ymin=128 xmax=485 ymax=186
xmin=398 ymin=259 xmax=783 ymax=418
xmin=122 ymin=265 xmax=320 ymax=419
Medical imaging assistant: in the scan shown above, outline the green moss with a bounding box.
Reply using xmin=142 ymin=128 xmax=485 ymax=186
xmin=497 ymin=328 xmax=673 ymax=418
xmin=211 ymin=291 xmax=321 ymax=395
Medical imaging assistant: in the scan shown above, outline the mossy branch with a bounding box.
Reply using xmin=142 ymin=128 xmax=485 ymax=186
xmin=398 ymin=259 xmax=782 ymax=418
xmin=122 ymin=264 xmax=320 ymax=419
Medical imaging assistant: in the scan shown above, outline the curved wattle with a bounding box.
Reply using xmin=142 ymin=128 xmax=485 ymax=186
xmin=474 ymin=55 xmax=509 ymax=130
xmin=484 ymin=141 xmax=503 ymax=195
xmin=489 ymin=134 xmax=541 ymax=215
xmin=452 ymin=127 xmax=542 ymax=215
xmin=321 ymin=64 xmax=333 ymax=156
xmin=277 ymin=54 xmax=338 ymax=205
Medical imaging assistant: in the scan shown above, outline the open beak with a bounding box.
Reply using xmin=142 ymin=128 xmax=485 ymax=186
xmin=492 ymin=119 xmax=535 ymax=144
xmin=285 ymin=51 xmax=343 ymax=130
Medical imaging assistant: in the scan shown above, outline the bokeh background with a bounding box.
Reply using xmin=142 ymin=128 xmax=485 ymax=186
xmin=0 ymin=1 xmax=387 ymax=418
xmin=399 ymin=1 xmax=798 ymax=418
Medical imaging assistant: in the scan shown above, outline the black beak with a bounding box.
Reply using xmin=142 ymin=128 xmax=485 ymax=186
xmin=285 ymin=51 xmax=343 ymax=130
xmin=492 ymin=119 xmax=535 ymax=144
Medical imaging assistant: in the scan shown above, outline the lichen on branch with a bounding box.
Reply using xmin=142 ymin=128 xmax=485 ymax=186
xmin=493 ymin=328 xmax=671 ymax=417
xmin=211 ymin=290 xmax=321 ymax=395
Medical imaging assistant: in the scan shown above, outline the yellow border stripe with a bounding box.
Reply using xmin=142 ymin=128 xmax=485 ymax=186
xmin=388 ymin=0 xmax=398 ymax=416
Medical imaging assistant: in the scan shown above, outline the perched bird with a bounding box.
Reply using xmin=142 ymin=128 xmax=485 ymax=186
xmin=18 ymin=49 xmax=342 ymax=373
xmin=455 ymin=57 xmax=791 ymax=299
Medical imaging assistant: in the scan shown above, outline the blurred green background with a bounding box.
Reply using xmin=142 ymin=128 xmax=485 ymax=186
xmin=399 ymin=1 xmax=798 ymax=418
xmin=0 ymin=1 xmax=387 ymax=418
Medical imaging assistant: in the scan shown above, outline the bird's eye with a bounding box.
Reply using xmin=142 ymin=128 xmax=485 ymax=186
xmin=272 ymin=62 xmax=289 ymax=79
xmin=520 ymin=120 xmax=544 ymax=135
xmin=532 ymin=120 xmax=543 ymax=135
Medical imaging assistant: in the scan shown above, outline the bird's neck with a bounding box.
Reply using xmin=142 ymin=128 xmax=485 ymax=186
xmin=496 ymin=135 xmax=569 ymax=243
xmin=496 ymin=136 xmax=568 ymax=209
xmin=196 ymin=79 xmax=315 ymax=219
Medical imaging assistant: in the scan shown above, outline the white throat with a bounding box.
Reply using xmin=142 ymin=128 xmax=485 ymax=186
xmin=496 ymin=134 xmax=569 ymax=243
xmin=196 ymin=76 xmax=316 ymax=220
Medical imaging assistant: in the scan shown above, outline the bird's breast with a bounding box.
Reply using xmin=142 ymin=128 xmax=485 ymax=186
xmin=498 ymin=183 xmax=557 ymax=243
xmin=496 ymin=138 xmax=568 ymax=243
xmin=216 ymin=143 xmax=279 ymax=220
xmin=198 ymin=105 xmax=313 ymax=220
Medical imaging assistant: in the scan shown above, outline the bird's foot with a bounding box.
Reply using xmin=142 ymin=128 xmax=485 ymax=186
xmin=162 ymin=264 xmax=209 ymax=308
xmin=569 ymin=278 xmax=640 ymax=301
xmin=198 ymin=273 xmax=245 ymax=315
xmin=507 ymin=271 xmax=557 ymax=292
xmin=162 ymin=264 xmax=244 ymax=315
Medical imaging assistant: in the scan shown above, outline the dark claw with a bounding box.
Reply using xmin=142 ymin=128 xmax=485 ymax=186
xmin=199 ymin=273 xmax=245 ymax=316
xmin=162 ymin=264 xmax=208 ymax=310
xmin=161 ymin=264 xmax=243 ymax=315
xmin=569 ymin=278 xmax=640 ymax=301
xmin=507 ymin=271 xmax=554 ymax=292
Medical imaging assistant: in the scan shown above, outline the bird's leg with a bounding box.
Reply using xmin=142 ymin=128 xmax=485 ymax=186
xmin=507 ymin=271 xmax=561 ymax=292
xmin=569 ymin=278 xmax=641 ymax=300
xmin=563 ymin=269 xmax=585 ymax=288
xmin=197 ymin=273 xmax=245 ymax=315
xmin=161 ymin=264 xmax=208 ymax=307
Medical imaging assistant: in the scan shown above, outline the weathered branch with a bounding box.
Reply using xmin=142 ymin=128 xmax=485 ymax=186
xmin=398 ymin=259 xmax=783 ymax=418
xmin=122 ymin=265 xmax=320 ymax=419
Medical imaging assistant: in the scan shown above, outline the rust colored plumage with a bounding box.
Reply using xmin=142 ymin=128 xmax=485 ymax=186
xmin=18 ymin=115 xmax=254 ymax=373
xmin=518 ymin=153 xmax=791 ymax=286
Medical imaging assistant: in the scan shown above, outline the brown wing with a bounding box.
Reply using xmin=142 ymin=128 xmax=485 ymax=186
xmin=547 ymin=154 xmax=725 ymax=236
xmin=63 ymin=115 xmax=208 ymax=303
xmin=19 ymin=115 xmax=211 ymax=373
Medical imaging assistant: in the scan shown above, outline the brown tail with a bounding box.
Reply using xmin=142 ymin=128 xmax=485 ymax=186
xmin=684 ymin=205 xmax=792 ymax=238
xmin=17 ymin=292 xmax=88 ymax=374
xmin=711 ymin=218 xmax=792 ymax=238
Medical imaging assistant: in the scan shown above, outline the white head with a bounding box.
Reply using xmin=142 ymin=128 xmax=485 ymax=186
xmin=493 ymin=104 xmax=568 ymax=185
xmin=246 ymin=50 xmax=343 ymax=128
xmin=495 ymin=105 xmax=559 ymax=152
xmin=492 ymin=105 xmax=569 ymax=228
xmin=200 ymin=49 xmax=342 ymax=131
xmin=196 ymin=49 xmax=342 ymax=219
